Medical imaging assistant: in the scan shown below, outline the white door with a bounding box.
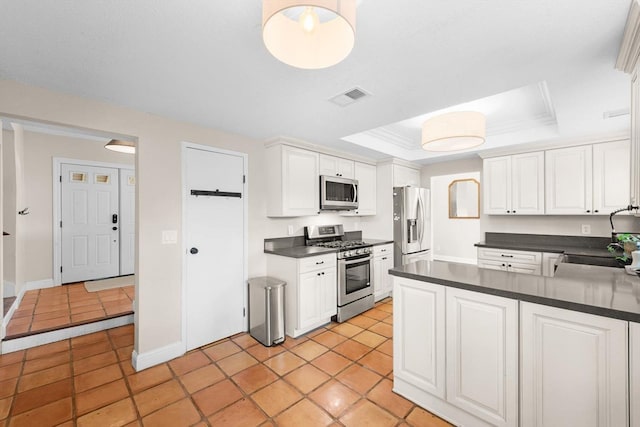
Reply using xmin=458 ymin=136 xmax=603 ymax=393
xmin=119 ymin=169 xmax=135 ymax=276
xmin=61 ymin=164 xmax=119 ymax=283
xmin=184 ymin=147 xmax=245 ymax=351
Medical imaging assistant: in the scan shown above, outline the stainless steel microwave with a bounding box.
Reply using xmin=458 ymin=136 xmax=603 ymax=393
xmin=320 ymin=175 xmax=359 ymax=210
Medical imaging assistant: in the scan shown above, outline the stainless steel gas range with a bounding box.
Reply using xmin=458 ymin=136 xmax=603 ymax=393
xmin=305 ymin=224 xmax=374 ymax=322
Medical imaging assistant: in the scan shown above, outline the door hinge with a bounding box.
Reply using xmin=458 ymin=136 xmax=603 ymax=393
xmin=60 ymin=266 xmax=63 ymax=273
xmin=243 ymin=175 xmax=246 ymax=184
xmin=243 ymin=307 xmax=246 ymax=317
xmin=59 ymin=175 xmax=62 ymax=183
xmin=60 ymin=221 xmax=62 ymax=228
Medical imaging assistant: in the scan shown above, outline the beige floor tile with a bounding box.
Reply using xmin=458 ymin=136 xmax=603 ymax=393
xmin=289 ymin=340 xmax=328 ymax=361
xmin=275 ymin=399 xmax=333 ymax=427
xmin=309 ymin=379 xmax=360 ymax=418
xmin=232 ymin=364 xmax=279 ymax=394
xmin=217 ymin=351 xmax=259 ymax=376
xmin=250 ymin=379 xmax=302 ymax=417
xmin=207 ymin=398 xmax=267 ymax=427
xmin=192 ymin=379 xmax=243 ymax=416
xmin=367 ymin=378 xmax=414 ymax=418
xmin=284 ymin=364 xmax=330 ymax=394
xmin=339 ymin=399 xmax=397 ymax=427
xmin=352 ymin=330 xmax=387 ymax=348
xmin=335 ymin=364 xmax=382 ymax=394
xmin=263 ymin=351 xmax=306 ymax=376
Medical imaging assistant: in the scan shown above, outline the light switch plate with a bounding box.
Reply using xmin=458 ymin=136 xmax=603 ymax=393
xmin=162 ymin=230 xmax=178 ymax=244
xmin=287 ymin=225 xmax=294 ymax=236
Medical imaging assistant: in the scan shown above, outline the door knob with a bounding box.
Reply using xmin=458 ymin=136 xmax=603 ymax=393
xmin=112 ymin=227 xmax=118 ymax=231
xmin=190 ymin=247 xmax=199 ymax=254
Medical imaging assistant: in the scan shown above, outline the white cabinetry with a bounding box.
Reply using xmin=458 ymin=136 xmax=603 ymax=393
xmin=266 ymin=144 xmax=319 ymax=217
xmin=393 ymin=164 xmax=421 ymax=187
xmin=445 ymin=288 xmax=518 ymax=427
xmin=477 ymin=247 xmax=542 ymax=275
xmin=266 ymin=253 xmax=337 ymax=338
xmin=372 ymin=244 xmax=393 ymax=301
xmin=632 ymin=322 xmax=640 ymax=427
xmin=342 ymin=162 xmax=377 ymax=216
xmin=632 ymin=65 xmax=640 ymax=208
xmin=541 ymin=252 xmax=562 ymax=277
xmin=483 ymin=152 xmax=544 ymax=215
xmin=545 ymin=141 xmax=630 ymax=215
xmin=520 ymin=302 xmax=629 ymax=427
xmin=319 ymin=154 xmax=355 ymax=179
xmin=394 ymin=278 xmax=446 ymax=399
xmin=394 ymin=277 xmax=518 ymax=426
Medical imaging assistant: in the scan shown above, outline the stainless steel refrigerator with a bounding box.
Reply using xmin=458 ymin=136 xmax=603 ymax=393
xmin=393 ymin=186 xmax=431 ymax=266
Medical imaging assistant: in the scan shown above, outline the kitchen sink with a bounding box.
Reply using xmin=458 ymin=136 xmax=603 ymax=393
xmin=561 ymin=254 xmax=622 ymax=268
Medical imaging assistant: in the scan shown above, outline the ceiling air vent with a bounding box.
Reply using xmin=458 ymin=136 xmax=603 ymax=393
xmin=329 ymin=87 xmax=371 ymax=107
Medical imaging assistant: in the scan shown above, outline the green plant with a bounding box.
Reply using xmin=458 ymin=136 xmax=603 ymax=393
xmin=607 ymin=233 xmax=640 ymax=264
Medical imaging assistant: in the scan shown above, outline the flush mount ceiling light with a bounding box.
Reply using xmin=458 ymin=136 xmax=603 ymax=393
xmin=104 ymin=139 xmax=135 ymax=154
xmin=421 ymin=111 xmax=486 ymax=152
xmin=262 ymin=0 xmax=356 ymax=69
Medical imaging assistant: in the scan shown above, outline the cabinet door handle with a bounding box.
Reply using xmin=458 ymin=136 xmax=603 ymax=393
xmin=500 ymin=254 xmax=514 ymax=258
xmin=506 ymin=210 xmax=511 ymax=213
xmin=502 ymin=263 xmax=506 ymax=267
xmin=317 ymin=272 xmax=321 ymax=276
xmin=316 ymin=261 xmax=324 ymax=265
xmin=586 ymin=210 xmax=591 ymax=213
xmin=321 ymin=272 xmax=325 ymax=275
xmin=382 ymin=257 xmax=387 ymax=260
xmin=512 ymin=210 xmax=516 ymax=213
xmin=594 ymin=210 xmax=599 ymax=213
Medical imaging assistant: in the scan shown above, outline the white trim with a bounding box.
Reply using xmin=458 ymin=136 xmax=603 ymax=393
xmin=52 ymin=157 xmax=134 ymax=285
xmin=180 ymin=142 xmax=249 ymax=355
xmin=264 ymin=136 xmax=377 ymax=165
xmin=617 ymin=0 xmax=640 ymax=73
xmin=132 ymin=340 xmax=184 ymax=372
xmin=1 ymin=314 xmax=134 ymax=354
xmin=24 ymin=278 xmax=55 ymax=291
xmin=431 ymin=254 xmax=478 ymax=265
xmin=476 ymin=132 xmax=629 ymax=159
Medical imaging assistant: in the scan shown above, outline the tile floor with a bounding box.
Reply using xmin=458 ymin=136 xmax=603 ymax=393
xmin=5 ymin=283 xmax=135 ymax=339
xmin=0 ymin=299 xmax=453 ymax=426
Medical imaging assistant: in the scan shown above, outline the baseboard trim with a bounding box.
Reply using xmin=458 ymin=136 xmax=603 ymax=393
xmin=1 ymin=314 xmax=134 ymax=354
xmin=132 ymin=341 xmax=184 ymax=372
xmin=24 ymin=278 xmax=55 ymax=291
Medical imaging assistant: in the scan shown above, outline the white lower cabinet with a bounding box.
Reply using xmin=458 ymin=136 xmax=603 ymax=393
xmin=445 ymin=288 xmax=518 ymax=427
xmin=267 ymin=253 xmax=337 ymax=338
xmin=372 ymin=244 xmax=394 ymax=301
xmin=632 ymin=322 xmax=640 ymax=427
xmin=394 ymin=278 xmax=446 ymax=398
xmin=520 ymin=302 xmax=629 ymax=427
xmin=393 ymin=277 xmax=518 ymax=426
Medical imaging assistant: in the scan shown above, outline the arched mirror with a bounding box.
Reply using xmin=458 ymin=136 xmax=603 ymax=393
xmin=448 ymin=178 xmax=480 ymax=219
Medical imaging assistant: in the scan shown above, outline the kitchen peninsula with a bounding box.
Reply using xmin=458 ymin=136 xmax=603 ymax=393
xmin=390 ymin=260 xmax=640 ymax=427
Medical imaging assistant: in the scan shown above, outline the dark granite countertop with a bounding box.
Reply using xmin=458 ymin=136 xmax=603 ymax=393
xmin=363 ymin=239 xmax=394 ymax=246
xmin=264 ymin=246 xmax=337 ymax=258
xmin=475 ymin=232 xmax=615 ymax=258
xmin=389 ymin=260 xmax=640 ymax=322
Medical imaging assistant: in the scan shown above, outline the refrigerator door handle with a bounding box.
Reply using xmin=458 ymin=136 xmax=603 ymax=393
xmin=352 ymin=183 xmax=358 ymax=204
xmin=417 ymin=194 xmax=425 ymax=245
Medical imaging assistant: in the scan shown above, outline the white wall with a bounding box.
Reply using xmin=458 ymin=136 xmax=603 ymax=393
xmin=430 ymin=172 xmax=481 ymax=264
xmin=2 ymin=129 xmax=16 ymax=287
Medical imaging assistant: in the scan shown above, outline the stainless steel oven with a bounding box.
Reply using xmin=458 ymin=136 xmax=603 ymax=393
xmin=336 ymin=250 xmax=374 ymax=322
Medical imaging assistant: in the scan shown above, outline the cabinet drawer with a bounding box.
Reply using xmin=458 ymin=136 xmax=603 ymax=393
xmin=299 ymin=254 xmax=336 ymax=273
xmin=477 ymin=259 xmax=508 ymax=271
xmin=374 ymin=244 xmax=394 ymax=257
xmin=478 ymin=247 xmax=542 ymax=265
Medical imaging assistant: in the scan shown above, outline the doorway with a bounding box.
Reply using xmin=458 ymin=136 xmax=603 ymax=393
xmin=182 ymin=144 xmax=247 ymax=351
xmin=55 ymin=159 xmax=135 ymax=284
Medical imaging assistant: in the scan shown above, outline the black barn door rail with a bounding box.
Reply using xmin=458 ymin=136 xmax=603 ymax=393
xmin=190 ymin=189 xmax=242 ymax=198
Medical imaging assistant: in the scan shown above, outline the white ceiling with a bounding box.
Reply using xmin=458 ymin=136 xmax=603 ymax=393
xmin=0 ymin=1 xmax=633 ymax=163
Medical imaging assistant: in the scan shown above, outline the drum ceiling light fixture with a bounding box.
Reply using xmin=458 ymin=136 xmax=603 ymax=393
xmin=262 ymin=0 xmax=357 ymax=69
xmin=104 ymin=139 xmax=135 ymax=154
xmin=421 ymin=111 xmax=486 ymax=152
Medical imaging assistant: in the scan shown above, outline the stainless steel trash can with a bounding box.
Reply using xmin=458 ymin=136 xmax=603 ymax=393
xmin=248 ymin=277 xmax=286 ymax=347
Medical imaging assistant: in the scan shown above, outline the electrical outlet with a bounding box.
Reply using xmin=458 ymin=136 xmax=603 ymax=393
xmin=581 ymin=224 xmax=591 ymax=235
xmin=287 ymin=225 xmax=294 ymax=236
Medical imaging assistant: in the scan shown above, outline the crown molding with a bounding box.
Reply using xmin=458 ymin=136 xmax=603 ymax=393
xmin=616 ymin=0 xmax=640 ymax=73
xmin=263 ymin=135 xmax=377 ymax=165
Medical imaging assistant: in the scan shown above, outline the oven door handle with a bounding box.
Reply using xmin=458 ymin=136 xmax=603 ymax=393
xmin=342 ymin=255 xmax=372 ymax=264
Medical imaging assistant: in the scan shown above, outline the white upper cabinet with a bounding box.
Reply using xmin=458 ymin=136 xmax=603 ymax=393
xmin=546 ymin=141 xmax=630 ymax=215
xmin=593 ymin=140 xmax=631 ymax=213
xmin=342 ymin=162 xmax=377 ymax=216
xmin=393 ymin=164 xmax=421 ymax=187
xmin=319 ymin=154 xmax=355 ymax=179
xmin=483 ymin=152 xmax=544 ymax=215
xmin=266 ymin=144 xmax=319 ymax=217
xmin=545 ymin=145 xmax=592 ymax=214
